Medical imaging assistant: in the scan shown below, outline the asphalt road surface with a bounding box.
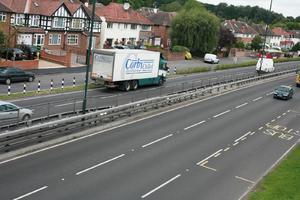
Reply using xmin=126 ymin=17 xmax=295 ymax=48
xmin=0 ymin=74 xmax=299 ymax=200
xmin=5 ymin=61 xmax=300 ymax=122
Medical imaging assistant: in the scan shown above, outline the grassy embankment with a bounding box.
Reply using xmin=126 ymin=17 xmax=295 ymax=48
xmin=248 ymin=144 xmax=300 ymax=200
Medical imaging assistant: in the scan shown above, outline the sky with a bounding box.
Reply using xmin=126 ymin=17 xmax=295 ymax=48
xmin=199 ymin=0 xmax=300 ymax=18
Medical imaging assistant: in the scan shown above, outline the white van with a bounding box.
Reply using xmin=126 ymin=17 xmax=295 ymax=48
xmin=256 ymin=58 xmax=274 ymax=73
xmin=204 ymin=53 xmax=219 ymax=64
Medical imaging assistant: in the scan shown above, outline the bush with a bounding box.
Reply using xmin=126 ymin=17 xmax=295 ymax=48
xmin=172 ymin=45 xmax=190 ymax=52
xmin=177 ymin=66 xmax=210 ymax=74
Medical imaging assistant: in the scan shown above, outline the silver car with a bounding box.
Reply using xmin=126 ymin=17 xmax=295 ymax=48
xmin=0 ymin=100 xmax=33 ymax=122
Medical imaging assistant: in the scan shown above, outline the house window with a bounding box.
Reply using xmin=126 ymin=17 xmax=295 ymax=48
xmin=53 ymin=17 xmax=66 ymax=28
xmin=130 ymin=24 xmax=137 ymax=30
xmin=67 ymin=34 xmax=78 ymax=45
xmin=72 ymin=19 xmax=84 ymax=29
xmin=30 ymin=15 xmax=40 ymax=27
xmin=0 ymin=12 xmax=6 ymax=22
xmin=141 ymin=25 xmax=150 ymax=31
xmin=34 ymin=34 xmax=44 ymax=46
xmin=107 ymin=23 xmax=113 ymax=28
xmin=124 ymin=24 xmax=128 ymax=29
xmin=49 ymin=34 xmax=61 ymax=45
xmin=15 ymin=14 xmax=25 ymax=25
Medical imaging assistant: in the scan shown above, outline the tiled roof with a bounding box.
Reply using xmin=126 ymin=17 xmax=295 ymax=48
xmin=272 ymin=27 xmax=290 ymax=36
xmin=222 ymin=20 xmax=258 ymax=35
xmin=139 ymin=8 xmax=176 ymax=27
xmin=251 ymin=24 xmax=273 ymax=36
xmin=0 ymin=1 xmax=12 ymax=12
xmin=289 ymin=30 xmax=300 ymax=38
xmin=94 ymin=3 xmax=153 ymax=25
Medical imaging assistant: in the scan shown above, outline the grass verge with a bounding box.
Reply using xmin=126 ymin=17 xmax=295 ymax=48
xmin=248 ymin=144 xmax=300 ymax=200
xmin=0 ymin=83 xmax=102 ymax=100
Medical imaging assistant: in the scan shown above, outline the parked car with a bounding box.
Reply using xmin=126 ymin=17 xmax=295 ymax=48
xmin=0 ymin=67 xmax=35 ymax=85
xmin=0 ymin=100 xmax=33 ymax=122
xmin=273 ymin=85 xmax=294 ymax=100
xmin=1 ymin=48 xmax=26 ymax=60
xmin=204 ymin=53 xmax=219 ymax=64
xmin=17 ymin=44 xmax=38 ymax=60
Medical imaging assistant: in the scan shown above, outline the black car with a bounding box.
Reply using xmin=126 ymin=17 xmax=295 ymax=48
xmin=1 ymin=48 xmax=26 ymax=60
xmin=17 ymin=44 xmax=38 ymax=60
xmin=0 ymin=67 xmax=35 ymax=85
xmin=273 ymin=85 xmax=294 ymax=100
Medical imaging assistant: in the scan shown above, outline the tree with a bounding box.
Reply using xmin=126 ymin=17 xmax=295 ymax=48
xmin=218 ymin=27 xmax=236 ymax=51
xmin=251 ymin=35 xmax=262 ymax=51
xmin=170 ymin=0 xmax=220 ymax=55
xmin=292 ymin=42 xmax=300 ymax=52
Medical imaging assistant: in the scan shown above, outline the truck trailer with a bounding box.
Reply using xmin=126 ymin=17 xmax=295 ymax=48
xmin=91 ymin=49 xmax=168 ymax=91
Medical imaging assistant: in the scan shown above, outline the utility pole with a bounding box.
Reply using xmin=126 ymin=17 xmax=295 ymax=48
xmin=259 ymin=0 xmax=273 ymax=74
xmin=82 ymin=0 xmax=96 ymax=113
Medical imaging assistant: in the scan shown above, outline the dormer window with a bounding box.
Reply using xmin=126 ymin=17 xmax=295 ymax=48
xmin=130 ymin=24 xmax=137 ymax=30
xmin=107 ymin=23 xmax=113 ymax=29
xmin=30 ymin=15 xmax=40 ymax=27
xmin=53 ymin=17 xmax=66 ymax=28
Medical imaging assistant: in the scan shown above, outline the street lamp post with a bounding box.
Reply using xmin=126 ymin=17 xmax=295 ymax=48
xmin=259 ymin=0 xmax=273 ymax=74
xmin=82 ymin=0 xmax=96 ymax=113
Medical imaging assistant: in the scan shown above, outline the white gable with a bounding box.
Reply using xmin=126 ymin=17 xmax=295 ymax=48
xmin=73 ymin=7 xmax=87 ymax=19
xmin=53 ymin=5 xmax=70 ymax=17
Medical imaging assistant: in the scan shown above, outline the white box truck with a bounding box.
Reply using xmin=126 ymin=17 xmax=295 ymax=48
xmin=91 ymin=49 xmax=168 ymax=91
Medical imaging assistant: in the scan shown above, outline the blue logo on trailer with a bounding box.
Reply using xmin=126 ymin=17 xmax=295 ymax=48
xmin=123 ymin=55 xmax=154 ymax=74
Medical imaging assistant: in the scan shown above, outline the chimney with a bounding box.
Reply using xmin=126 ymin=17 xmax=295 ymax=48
xmin=24 ymin=0 xmax=32 ymax=14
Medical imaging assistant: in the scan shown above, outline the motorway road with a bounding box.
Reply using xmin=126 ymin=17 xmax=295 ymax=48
xmin=0 ymin=75 xmax=299 ymax=199
xmin=6 ymin=61 xmax=300 ymax=121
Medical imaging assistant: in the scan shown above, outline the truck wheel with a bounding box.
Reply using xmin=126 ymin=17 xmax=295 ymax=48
xmin=124 ymin=81 xmax=130 ymax=91
xmin=158 ymin=78 xmax=164 ymax=86
xmin=130 ymin=80 xmax=138 ymax=90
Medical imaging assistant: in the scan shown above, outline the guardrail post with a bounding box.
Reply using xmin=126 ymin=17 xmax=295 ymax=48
xmin=73 ymin=77 xmax=76 ymax=87
xmin=61 ymin=78 xmax=64 ymax=90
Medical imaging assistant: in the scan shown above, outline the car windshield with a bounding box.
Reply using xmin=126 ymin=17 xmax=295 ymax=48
xmin=276 ymin=87 xmax=289 ymax=92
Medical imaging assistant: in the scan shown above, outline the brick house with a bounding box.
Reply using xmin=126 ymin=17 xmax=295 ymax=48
xmin=0 ymin=2 xmax=17 ymax=47
xmin=0 ymin=0 xmax=101 ymax=58
xmin=93 ymin=2 xmax=153 ymax=48
xmin=139 ymin=8 xmax=176 ymax=49
xmin=222 ymin=20 xmax=258 ymax=44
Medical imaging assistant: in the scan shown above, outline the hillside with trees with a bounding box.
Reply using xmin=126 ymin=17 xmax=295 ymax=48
xmin=86 ymin=0 xmax=300 ymax=30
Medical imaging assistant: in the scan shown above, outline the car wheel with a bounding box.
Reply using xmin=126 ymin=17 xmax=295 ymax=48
xmin=22 ymin=114 xmax=31 ymax=121
xmin=28 ymin=77 xmax=33 ymax=82
xmin=5 ymin=78 xmax=11 ymax=85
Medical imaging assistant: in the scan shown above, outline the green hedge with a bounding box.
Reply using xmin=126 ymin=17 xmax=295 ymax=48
xmin=215 ymin=61 xmax=257 ymax=70
xmin=176 ymin=67 xmax=210 ymax=74
xmin=172 ymin=45 xmax=190 ymax=52
xmin=274 ymin=57 xmax=300 ymax=63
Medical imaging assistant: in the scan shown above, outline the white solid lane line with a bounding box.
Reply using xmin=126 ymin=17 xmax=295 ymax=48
xmin=101 ymin=95 xmax=117 ymax=99
xmin=141 ymin=174 xmax=181 ymax=199
xmin=213 ymin=110 xmax=231 ymax=118
xmin=184 ymin=120 xmax=206 ymax=130
xmin=76 ymin=154 xmax=125 ymax=175
xmin=235 ymin=102 xmax=248 ymax=109
xmin=142 ymin=134 xmax=173 ymax=148
xmin=266 ymin=92 xmax=274 ymax=96
xmin=235 ymin=176 xmax=255 ymax=184
xmin=13 ymin=186 xmax=48 ymax=200
xmin=252 ymin=97 xmax=263 ymax=102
